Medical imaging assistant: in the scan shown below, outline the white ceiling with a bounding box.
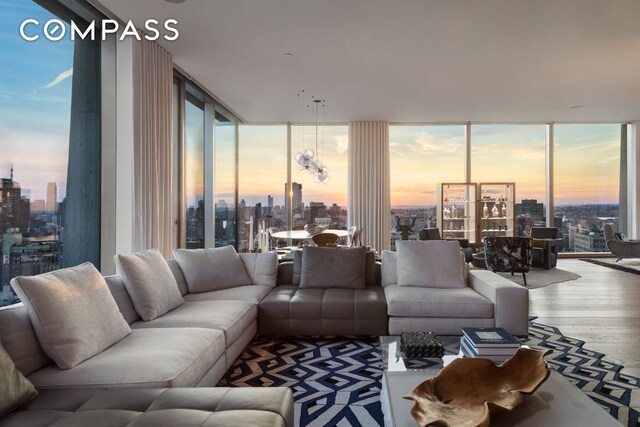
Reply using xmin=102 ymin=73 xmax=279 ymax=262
xmin=99 ymin=0 xmax=640 ymax=123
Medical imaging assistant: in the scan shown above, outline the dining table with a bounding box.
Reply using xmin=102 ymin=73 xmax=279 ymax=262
xmin=270 ymin=229 xmax=350 ymax=241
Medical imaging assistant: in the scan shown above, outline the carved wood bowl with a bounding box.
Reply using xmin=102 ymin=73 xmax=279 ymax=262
xmin=403 ymin=347 xmax=552 ymax=427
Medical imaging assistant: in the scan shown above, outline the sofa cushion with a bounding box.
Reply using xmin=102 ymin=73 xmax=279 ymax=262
xmin=173 ymin=246 xmax=251 ymax=293
xmin=183 ymin=285 xmax=272 ymax=304
xmin=114 ymin=249 xmax=185 ymax=321
xmin=299 ymin=246 xmax=366 ymax=289
xmin=239 ymin=253 xmax=278 ymax=287
xmin=10 ymin=263 xmax=131 ymax=370
xmin=0 ymin=387 xmax=294 ymax=427
xmin=104 ymin=275 xmax=141 ymax=324
xmin=0 ymin=341 xmax=37 ymax=417
xmin=384 ymin=285 xmax=494 ymax=318
xmin=0 ymin=304 xmax=50 ymax=377
xmin=396 ymin=241 xmax=466 ymax=288
xmin=28 ymin=328 xmax=224 ymax=389
xmin=131 ymin=301 xmax=256 ymax=347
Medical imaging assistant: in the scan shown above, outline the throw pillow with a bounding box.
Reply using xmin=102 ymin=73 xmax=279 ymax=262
xmin=10 ymin=263 xmax=131 ymax=370
xmin=299 ymin=246 xmax=366 ymax=289
xmin=173 ymin=245 xmax=252 ymax=293
xmin=396 ymin=240 xmax=466 ymax=289
xmin=0 ymin=341 xmax=37 ymax=417
xmin=238 ymin=252 xmax=278 ymax=287
xmin=114 ymin=249 xmax=185 ymax=321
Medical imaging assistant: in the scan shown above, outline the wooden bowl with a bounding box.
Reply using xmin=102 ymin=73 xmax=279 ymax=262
xmin=403 ymin=347 xmax=552 ymax=427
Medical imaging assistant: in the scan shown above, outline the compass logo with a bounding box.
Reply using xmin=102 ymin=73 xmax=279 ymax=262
xmin=20 ymin=19 xmax=179 ymax=42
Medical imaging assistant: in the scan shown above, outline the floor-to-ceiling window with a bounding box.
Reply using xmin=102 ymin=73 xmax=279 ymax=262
xmin=238 ymin=125 xmax=287 ymax=252
xmin=0 ymin=0 xmax=101 ymax=305
xmin=291 ymin=125 xmax=348 ymax=230
xmin=389 ymin=125 xmax=466 ymax=250
xmin=554 ymin=124 xmax=624 ymax=252
xmin=184 ymin=93 xmax=205 ymax=249
xmin=471 ymin=125 xmax=547 ymax=237
xmin=215 ymin=111 xmax=237 ymax=247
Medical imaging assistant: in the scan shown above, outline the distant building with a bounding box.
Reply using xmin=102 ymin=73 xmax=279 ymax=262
xmin=573 ymin=232 xmax=606 ymax=252
xmin=31 ymin=199 xmax=46 ymax=212
xmin=46 ymin=182 xmax=57 ymax=213
xmin=267 ymin=195 xmax=273 ymax=215
xmin=0 ymin=174 xmax=30 ymax=235
xmin=284 ymin=182 xmax=303 ymax=215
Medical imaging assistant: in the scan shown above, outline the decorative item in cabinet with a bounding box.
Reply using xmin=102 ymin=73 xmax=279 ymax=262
xmin=478 ymin=182 xmax=516 ymax=241
xmin=436 ymin=183 xmax=478 ymax=245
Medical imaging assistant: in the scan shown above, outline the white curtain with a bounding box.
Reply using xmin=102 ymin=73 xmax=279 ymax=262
xmin=133 ymin=39 xmax=174 ymax=257
xmin=348 ymin=121 xmax=391 ymax=252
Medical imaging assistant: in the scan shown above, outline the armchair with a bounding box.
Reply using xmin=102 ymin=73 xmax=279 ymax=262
xmin=419 ymin=228 xmax=473 ymax=263
xmin=483 ymin=237 xmax=533 ymax=286
xmin=604 ymin=223 xmax=640 ymax=261
xmin=530 ymin=227 xmax=563 ymax=269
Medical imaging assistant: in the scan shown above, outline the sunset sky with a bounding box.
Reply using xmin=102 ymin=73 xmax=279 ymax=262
xmin=2 ymin=2 xmax=622 ymax=210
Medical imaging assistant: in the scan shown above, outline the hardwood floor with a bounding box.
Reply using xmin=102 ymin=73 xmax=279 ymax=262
xmin=529 ymin=258 xmax=640 ymax=408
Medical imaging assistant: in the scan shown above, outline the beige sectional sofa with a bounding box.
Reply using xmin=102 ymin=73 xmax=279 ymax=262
xmin=382 ymin=241 xmax=529 ymax=336
xmin=0 ymin=242 xmax=528 ymax=426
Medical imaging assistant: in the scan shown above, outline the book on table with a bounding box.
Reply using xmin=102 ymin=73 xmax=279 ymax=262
xmin=461 ymin=327 xmax=521 ymax=348
xmin=460 ymin=337 xmax=516 ymax=363
xmin=460 ymin=336 xmax=520 ymax=356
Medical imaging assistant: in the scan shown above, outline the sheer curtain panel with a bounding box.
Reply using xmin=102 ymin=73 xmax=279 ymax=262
xmin=348 ymin=121 xmax=391 ymax=252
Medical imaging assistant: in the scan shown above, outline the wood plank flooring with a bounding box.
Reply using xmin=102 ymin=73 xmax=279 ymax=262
xmin=529 ymin=258 xmax=640 ymax=408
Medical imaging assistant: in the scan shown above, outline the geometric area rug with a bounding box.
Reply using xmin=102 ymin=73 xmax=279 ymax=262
xmin=219 ymin=323 xmax=640 ymax=427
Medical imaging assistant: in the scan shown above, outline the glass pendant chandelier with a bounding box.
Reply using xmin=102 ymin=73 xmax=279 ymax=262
xmin=294 ymin=92 xmax=330 ymax=184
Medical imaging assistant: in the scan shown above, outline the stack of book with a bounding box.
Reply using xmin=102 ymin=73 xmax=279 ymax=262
xmin=460 ymin=327 xmax=521 ymax=363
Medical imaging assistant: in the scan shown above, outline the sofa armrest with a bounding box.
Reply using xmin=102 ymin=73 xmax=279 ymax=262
xmin=469 ymin=270 xmax=529 ymax=336
xmin=544 ymin=238 xmax=563 ymax=254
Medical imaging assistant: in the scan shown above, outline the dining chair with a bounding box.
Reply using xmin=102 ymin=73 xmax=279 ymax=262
xmin=312 ymin=233 xmax=340 ymax=247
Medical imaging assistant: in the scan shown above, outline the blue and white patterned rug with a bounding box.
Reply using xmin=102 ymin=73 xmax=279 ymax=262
xmin=219 ymin=323 xmax=640 ymax=427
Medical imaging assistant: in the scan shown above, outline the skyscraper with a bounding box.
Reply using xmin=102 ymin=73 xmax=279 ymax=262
xmin=267 ymin=195 xmax=273 ymax=215
xmin=284 ymin=182 xmax=303 ymax=215
xmin=46 ymin=182 xmax=57 ymax=213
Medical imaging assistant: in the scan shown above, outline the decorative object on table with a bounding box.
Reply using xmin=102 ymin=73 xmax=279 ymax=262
xmin=304 ymin=224 xmax=327 ymax=235
xmin=460 ymin=327 xmax=521 ymax=363
xmin=395 ymin=216 xmax=417 ymax=241
xmin=399 ymin=332 xmax=444 ymax=358
xmin=404 ymin=347 xmax=552 ymax=427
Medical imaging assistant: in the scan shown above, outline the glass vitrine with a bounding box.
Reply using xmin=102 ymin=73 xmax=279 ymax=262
xmin=436 ymin=183 xmax=478 ymax=245
xmin=478 ymin=182 xmax=516 ymax=240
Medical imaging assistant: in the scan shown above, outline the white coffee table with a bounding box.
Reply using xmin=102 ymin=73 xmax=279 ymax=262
xmin=379 ymin=336 xmax=621 ymax=427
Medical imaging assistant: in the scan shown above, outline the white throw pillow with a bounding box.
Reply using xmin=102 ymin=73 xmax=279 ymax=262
xmin=11 ymin=263 xmax=131 ymax=370
xmin=238 ymin=252 xmax=278 ymax=287
xmin=396 ymin=240 xmax=466 ymax=288
xmin=173 ymin=245 xmax=252 ymax=293
xmin=114 ymin=249 xmax=185 ymax=321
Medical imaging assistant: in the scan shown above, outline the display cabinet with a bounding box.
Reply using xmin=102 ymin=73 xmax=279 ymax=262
xmin=436 ymin=183 xmax=478 ymax=245
xmin=478 ymin=182 xmax=516 ymax=241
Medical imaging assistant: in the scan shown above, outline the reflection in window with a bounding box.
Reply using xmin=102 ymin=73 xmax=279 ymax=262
xmin=389 ymin=126 xmax=465 ymax=250
xmin=238 ymin=126 xmax=287 ymax=252
xmin=471 ymin=125 xmax=546 ymax=237
xmin=0 ymin=0 xmax=100 ymax=306
xmin=554 ymin=124 xmax=623 ymax=252
xmin=215 ymin=112 xmax=237 ymax=247
xmin=184 ymin=95 xmax=205 ymax=248
xmin=290 ymin=126 xmax=348 ymax=230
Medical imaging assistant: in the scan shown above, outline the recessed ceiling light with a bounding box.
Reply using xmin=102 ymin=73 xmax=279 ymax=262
xmin=285 ymin=53 xmax=294 ymax=57
xmin=163 ymin=0 xmax=186 ymax=3
xmin=569 ymin=105 xmax=584 ymax=109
